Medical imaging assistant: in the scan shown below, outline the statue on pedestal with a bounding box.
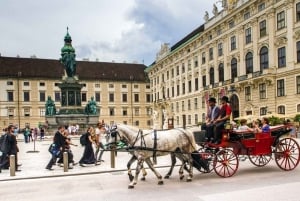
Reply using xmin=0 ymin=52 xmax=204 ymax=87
xmin=45 ymin=96 xmax=56 ymax=116
xmin=60 ymin=28 xmax=77 ymax=78
xmin=85 ymin=96 xmax=97 ymax=115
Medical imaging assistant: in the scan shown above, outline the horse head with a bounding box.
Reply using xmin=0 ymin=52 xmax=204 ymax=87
xmin=107 ymin=124 xmax=140 ymax=148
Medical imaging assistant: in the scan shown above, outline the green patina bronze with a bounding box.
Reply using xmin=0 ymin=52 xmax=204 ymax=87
xmin=85 ymin=96 xmax=98 ymax=115
xmin=60 ymin=27 xmax=76 ymax=77
xmin=45 ymin=96 xmax=56 ymax=116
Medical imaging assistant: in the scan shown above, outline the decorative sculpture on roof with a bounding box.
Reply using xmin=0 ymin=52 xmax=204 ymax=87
xmin=204 ymin=11 xmax=209 ymax=22
xmin=45 ymin=96 xmax=56 ymax=116
xmin=60 ymin=27 xmax=77 ymax=77
xmin=213 ymin=4 xmax=218 ymax=16
xmin=85 ymin=96 xmax=98 ymax=115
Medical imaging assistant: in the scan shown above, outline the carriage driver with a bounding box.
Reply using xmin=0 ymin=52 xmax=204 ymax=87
xmin=204 ymin=97 xmax=220 ymax=142
xmin=213 ymin=96 xmax=232 ymax=144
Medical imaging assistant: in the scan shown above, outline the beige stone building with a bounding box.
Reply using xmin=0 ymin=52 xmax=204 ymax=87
xmin=147 ymin=0 xmax=300 ymax=129
xmin=0 ymin=57 xmax=152 ymax=130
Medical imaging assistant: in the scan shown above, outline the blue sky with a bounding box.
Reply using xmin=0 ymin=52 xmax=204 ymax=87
xmin=0 ymin=0 xmax=220 ymax=66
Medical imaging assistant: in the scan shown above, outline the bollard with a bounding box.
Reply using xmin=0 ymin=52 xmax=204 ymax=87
xmin=63 ymin=152 xmax=68 ymax=172
xmin=9 ymin=155 xmax=15 ymax=176
xmin=110 ymin=147 xmax=115 ymax=168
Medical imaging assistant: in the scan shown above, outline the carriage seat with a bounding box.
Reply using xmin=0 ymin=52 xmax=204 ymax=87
xmin=231 ymin=130 xmax=255 ymax=140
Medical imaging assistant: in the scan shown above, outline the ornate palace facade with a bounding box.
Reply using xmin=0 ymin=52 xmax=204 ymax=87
xmin=147 ymin=0 xmax=300 ymax=128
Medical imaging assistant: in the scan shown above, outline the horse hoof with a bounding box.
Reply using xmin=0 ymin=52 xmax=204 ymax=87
xmin=158 ymin=181 xmax=164 ymax=185
xmin=180 ymin=175 xmax=184 ymax=180
xmin=140 ymin=177 xmax=146 ymax=181
xmin=186 ymin=178 xmax=192 ymax=182
xmin=128 ymin=185 xmax=135 ymax=189
xmin=129 ymin=175 xmax=134 ymax=181
xmin=164 ymin=175 xmax=170 ymax=179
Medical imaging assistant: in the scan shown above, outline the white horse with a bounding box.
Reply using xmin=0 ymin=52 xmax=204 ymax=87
xmin=109 ymin=124 xmax=197 ymax=188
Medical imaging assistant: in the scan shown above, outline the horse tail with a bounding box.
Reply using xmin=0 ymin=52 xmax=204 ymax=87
xmin=184 ymin=128 xmax=198 ymax=153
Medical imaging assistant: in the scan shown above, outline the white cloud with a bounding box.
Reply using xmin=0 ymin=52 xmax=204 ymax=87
xmin=0 ymin=0 xmax=220 ymax=65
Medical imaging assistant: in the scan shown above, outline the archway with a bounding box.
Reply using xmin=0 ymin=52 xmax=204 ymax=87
xmin=230 ymin=94 xmax=239 ymax=120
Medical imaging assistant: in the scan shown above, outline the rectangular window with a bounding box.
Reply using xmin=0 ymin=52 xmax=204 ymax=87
xmin=39 ymin=82 xmax=45 ymax=87
xmin=109 ymin=107 xmax=115 ymax=116
xmin=297 ymin=76 xmax=300 ymax=94
xmin=297 ymin=3 xmax=300 ymax=22
xmin=259 ymin=20 xmax=266 ymax=38
xmin=24 ymin=91 xmax=30 ymax=102
xmin=202 ymin=75 xmax=206 ymax=87
xmin=202 ymin=96 xmax=205 ymax=109
xmin=122 ymin=84 xmax=127 ymax=88
xmin=277 ymin=79 xmax=285 ymax=97
xmin=122 ymin=93 xmax=128 ymax=102
xmin=172 ymin=86 xmax=174 ymax=97
xmin=195 ymin=114 xmax=198 ymax=125
xmin=171 ymin=69 xmax=174 ymax=78
xmin=109 ymin=93 xmax=114 ymax=102
xmin=188 ymin=81 xmax=192 ymax=93
xmin=146 ymin=94 xmax=151 ymax=102
xmin=176 ymin=102 xmax=179 ymax=112
xmin=134 ymin=84 xmax=139 ymax=89
xmin=195 ymin=78 xmax=199 ymax=91
xmin=230 ymin=36 xmax=236 ymax=51
xmin=258 ymin=3 xmax=265 ymax=12
xmin=8 ymin=108 xmax=14 ymax=117
xmin=24 ymin=108 xmax=30 ymax=117
xmin=245 ymin=27 xmax=252 ymax=44
xmin=259 ymin=83 xmax=266 ymax=99
xmin=39 ymin=91 xmax=46 ymax=102
xmin=194 ymin=98 xmax=198 ymax=109
xmin=182 ymin=83 xmax=185 ymax=95
xmin=260 ymin=107 xmax=267 ymax=116
xmin=202 ymin=52 xmax=206 ymax=64
xmin=277 ymin=11 xmax=285 ymax=30
xmin=218 ymin=43 xmax=223 ymax=56
xmin=176 ymin=66 xmax=179 ymax=75
xmin=209 ymin=47 xmax=213 ymax=60
xmin=278 ymin=47 xmax=286 ymax=68
xmin=122 ymin=108 xmax=128 ymax=116
xmin=95 ymin=92 xmax=100 ymax=102
xmin=134 ymin=107 xmax=139 ymax=116
xmin=55 ymin=92 xmax=61 ymax=102
xmin=95 ymin=83 xmax=100 ymax=88
xmin=244 ymin=12 xmax=250 ymax=20
xmin=181 ymin=63 xmax=185 ymax=73
xmin=187 ymin=99 xmax=191 ymax=110
xmin=177 ymin=85 xmax=180 ymax=96
xmin=7 ymin=91 xmax=14 ymax=102
xmin=245 ymin=86 xmax=251 ymax=101
xmin=7 ymin=81 xmax=13 ymax=86
xmin=40 ymin=108 xmax=45 ymax=117
xmin=182 ymin=101 xmax=185 ymax=111
xmin=134 ymin=94 xmax=139 ymax=102
xmin=23 ymin=81 xmax=30 ymax=86
xmin=194 ymin=56 xmax=198 ymax=67
xmin=228 ymin=20 xmax=235 ymax=28
xmin=81 ymin=92 xmax=87 ymax=102
xmin=297 ymin=41 xmax=300 ymax=63
xmin=109 ymin=84 xmax=114 ymax=88
xmin=188 ymin=115 xmax=191 ymax=124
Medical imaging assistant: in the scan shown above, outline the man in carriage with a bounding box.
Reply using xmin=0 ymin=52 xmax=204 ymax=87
xmin=204 ymin=97 xmax=220 ymax=142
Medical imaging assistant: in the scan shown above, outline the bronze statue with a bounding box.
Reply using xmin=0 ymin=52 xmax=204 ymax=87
xmin=85 ymin=97 xmax=97 ymax=115
xmin=45 ymin=96 xmax=56 ymax=116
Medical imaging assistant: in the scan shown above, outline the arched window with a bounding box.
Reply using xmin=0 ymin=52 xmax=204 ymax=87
xmin=245 ymin=52 xmax=253 ymax=74
xmin=278 ymin=105 xmax=285 ymax=114
xmin=218 ymin=63 xmax=224 ymax=82
xmin=231 ymin=58 xmax=237 ymax=82
xmin=209 ymin=67 xmax=214 ymax=85
xmin=260 ymin=46 xmax=269 ymax=71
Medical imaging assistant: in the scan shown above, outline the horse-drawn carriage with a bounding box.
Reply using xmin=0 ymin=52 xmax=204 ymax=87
xmin=107 ymin=123 xmax=300 ymax=188
xmin=192 ymin=124 xmax=300 ymax=177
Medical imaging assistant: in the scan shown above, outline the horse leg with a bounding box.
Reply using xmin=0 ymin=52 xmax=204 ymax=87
xmin=127 ymin=155 xmax=137 ymax=182
xmin=140 ymin=163 xmax=147 ymax=181
xmin=144 ymin=158 xmax=164 ymax=185
xmin=128 ymin=158 xmax=143 ymax=189
xmin=185 ymin=155 xmax=194 ymax=182
xmin=164 ymin=153 xmax=177 ymax=179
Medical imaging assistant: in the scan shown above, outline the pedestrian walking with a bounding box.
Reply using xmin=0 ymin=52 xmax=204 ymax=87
xmin=45 ymin=125 xmax=65 ymax=170
xmin=79 ymin=127 xmax=99 ymax=166
xmin=95 ymin=123 xmax=106 ymax=163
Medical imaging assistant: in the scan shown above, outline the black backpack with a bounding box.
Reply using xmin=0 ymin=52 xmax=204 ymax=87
xmin=80 ymin=133 xmax=88 ymax=146
xmin=0 ymin=134 xmax=9 ymax=154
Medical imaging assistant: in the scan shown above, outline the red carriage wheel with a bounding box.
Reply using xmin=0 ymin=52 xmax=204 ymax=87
xmin=213 ymin=149 xmax=239 ymax=177
xmin=274 ymin=138 xmax=300 ymax=171
xmin=248 ymin=154 xmax=272 ymax=167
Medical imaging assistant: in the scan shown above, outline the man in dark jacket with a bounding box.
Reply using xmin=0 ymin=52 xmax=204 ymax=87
xmin=0 ymin=125 xmax=20 ymax=172
xmin=45 ymin=125 xmax=65 ymax=170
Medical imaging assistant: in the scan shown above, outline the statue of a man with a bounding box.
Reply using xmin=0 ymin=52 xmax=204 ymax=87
xmin=45 ymin=96 xmax=56 ymax=116
xmin=61 ymin=52 xmax=76 ymax=77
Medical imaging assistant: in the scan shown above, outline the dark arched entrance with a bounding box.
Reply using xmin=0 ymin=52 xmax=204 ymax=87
xmin=230 ymin=94 xmax=239 ymax=120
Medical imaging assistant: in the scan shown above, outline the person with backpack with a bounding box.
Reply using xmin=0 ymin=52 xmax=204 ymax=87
xmin=0 ymin=125 xmax=20 ymax=173
xmin=79 ymin=127 xmax=99 ymax=166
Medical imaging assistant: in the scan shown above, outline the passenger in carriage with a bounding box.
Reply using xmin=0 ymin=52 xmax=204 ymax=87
xmin=238 ymin=119 xmax=252 ymax=131
xmin=213 ymin=96 xmax=232 ymax=144
xmin=255 ymin=117 xmax=270 ymax=133
xmin=204 ymin=97 xmax=220 ymax=142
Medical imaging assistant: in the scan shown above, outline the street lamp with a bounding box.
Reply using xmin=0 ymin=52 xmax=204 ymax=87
xmin=17 ymin=71 xmax=22 ymax=130
xmin=130 ymin=75 xmax=134 ymax=125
